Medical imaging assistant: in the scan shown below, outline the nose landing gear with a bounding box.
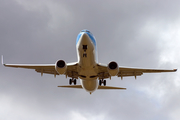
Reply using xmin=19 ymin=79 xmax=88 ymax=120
xmin=83 ymin=45 xmax=87 ymax=58
xmin=83 ymin=53 xmax=87 ymax=57
xmin=69 ymin=78 xmax=77 ymax=85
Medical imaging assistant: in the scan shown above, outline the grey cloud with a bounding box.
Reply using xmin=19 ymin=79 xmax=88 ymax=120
xmin=0 ymin=0 xmax=180 ymax=120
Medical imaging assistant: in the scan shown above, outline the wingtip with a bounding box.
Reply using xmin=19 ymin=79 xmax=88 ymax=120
xmin=1 ymin=55 xmax=3 ymax=65
xmin=1 ymin=55 xmax=6 ymax=66
xmin=174 ymin=69 xmax=178 ymax=72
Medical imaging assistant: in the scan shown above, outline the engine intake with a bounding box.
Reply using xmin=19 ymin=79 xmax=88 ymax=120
xmin=109 ymin=62 xmax=118 ymax=69
xmin=55 ymin=60 xmax=67 ymax=74
xmin=57 ymin=60 xmax=65 ymax=68
xmin=107 ymin=61 xmax=119 ymax=76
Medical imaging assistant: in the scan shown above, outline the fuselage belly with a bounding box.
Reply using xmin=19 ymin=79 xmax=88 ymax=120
xmin=76 ymin=30 xmax=98 ymax=93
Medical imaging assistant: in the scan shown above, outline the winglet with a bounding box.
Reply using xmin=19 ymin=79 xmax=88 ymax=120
xmin=1 ymin=55 xmax=4 ymax=66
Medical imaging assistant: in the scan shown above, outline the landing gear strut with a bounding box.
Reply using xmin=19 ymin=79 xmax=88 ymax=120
xmin=69 ymin=78 xmax=77 ymax=85
xmin=99 ymin=79 xmax=106 ymax=86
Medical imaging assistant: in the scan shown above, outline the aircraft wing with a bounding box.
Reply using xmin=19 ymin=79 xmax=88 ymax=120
xmin=3 ymin=63 xmax=58 ymax=75
xmin=2 ymin=58 xmax=78 ymax=78
xmin=97 ymin=63 xmax=177 ymax=79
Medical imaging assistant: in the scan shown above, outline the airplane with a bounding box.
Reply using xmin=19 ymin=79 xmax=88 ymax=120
xmin=2 ymin=29 xmax=177 ymax=94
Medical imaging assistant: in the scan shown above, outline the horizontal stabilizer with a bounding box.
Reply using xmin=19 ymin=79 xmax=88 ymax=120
xmin=58 ymin=85 xmax=126 ymax=90
xmin=58 ymin=85 xmax=82 ymax=89
xmin=98 ymin=86 xmax=126 ymax=90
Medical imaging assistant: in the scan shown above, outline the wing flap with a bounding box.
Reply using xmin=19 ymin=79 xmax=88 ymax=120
xmin=35 ymin=68 xmax=59 ymax=75
xmin=118 ymin=71 xmax=143 ymax=77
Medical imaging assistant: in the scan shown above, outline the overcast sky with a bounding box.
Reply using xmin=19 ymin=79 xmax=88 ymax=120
xmin=0 ymin=0 xmax=180 ymax=120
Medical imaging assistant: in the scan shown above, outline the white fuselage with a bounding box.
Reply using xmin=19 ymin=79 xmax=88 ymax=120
xmin=76 ymin=31 xmax=98 ymax=93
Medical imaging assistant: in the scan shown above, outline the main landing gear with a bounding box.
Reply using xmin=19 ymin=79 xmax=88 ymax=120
xmin=69 ymin=78 xmax=77 ymax=85
xmin=99 ymin=79 xmax=106 ymax=86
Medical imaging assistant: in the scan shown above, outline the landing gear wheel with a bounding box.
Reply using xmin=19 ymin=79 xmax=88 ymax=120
xmin=104 ymin=80 xmax=106 ymax=86
xmin=74 ymin=79 xmax=77 ymax=85
xmin=99 ymin=80 xmax=102 ymax=86
xmin=69 ymin=79 xmax=72 ymax=85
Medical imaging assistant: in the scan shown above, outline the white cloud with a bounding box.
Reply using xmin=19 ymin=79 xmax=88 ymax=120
xmin=170 ymin=108 xmax=180 ymax=120
xmin=15 ymin=0 xmax=73 ymax=29
xmin=70 ymin=111 xmax=105 ymax=120
xmin=70 ymin=111 xmax=87 ymax=120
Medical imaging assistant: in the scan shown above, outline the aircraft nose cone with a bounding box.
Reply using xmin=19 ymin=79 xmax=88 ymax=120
xmin=81 ymin=33 xmax=89 ymax=40
xmin=80 ymin=33 xmax=91 ymax=45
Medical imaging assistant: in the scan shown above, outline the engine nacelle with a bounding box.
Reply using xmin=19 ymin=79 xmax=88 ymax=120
xmin=55 ymin=60 xmax=67 ymax=74
xmin=107 ymin=61 xmax=119 ymax=76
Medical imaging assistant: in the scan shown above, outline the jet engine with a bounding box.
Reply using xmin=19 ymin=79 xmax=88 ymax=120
xmin=107 ymin=61 xmax=119 ymax=76
xmin=55 ymin=60 xmax=67 ymax=74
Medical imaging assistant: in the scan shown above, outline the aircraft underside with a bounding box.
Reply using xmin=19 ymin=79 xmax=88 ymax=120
xmin=2 ymin=29 xmax=177 ymax=94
